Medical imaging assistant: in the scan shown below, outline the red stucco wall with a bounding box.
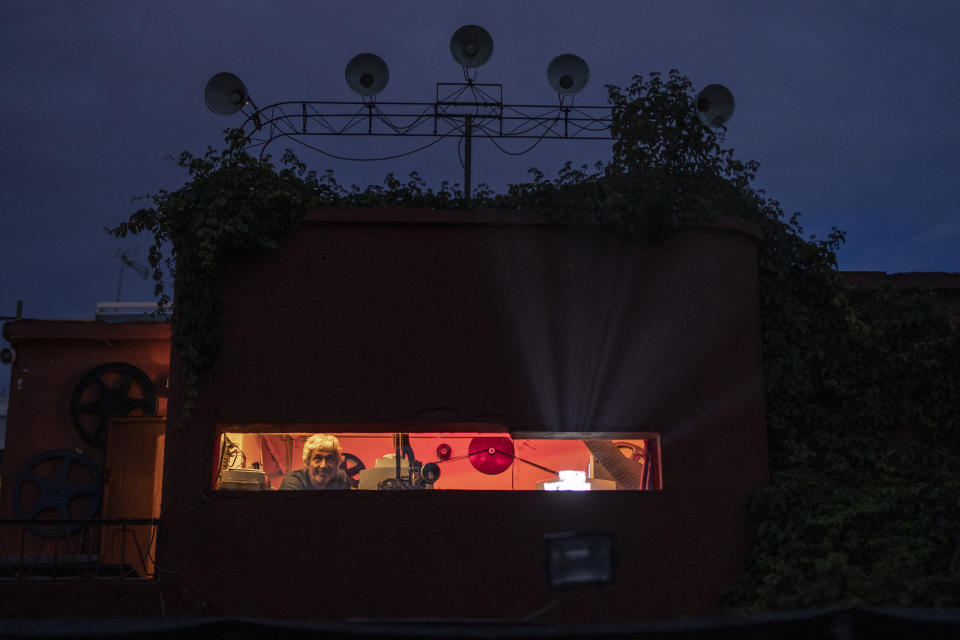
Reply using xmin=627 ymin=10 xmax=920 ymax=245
xmin=157 ymin=209 xmax=768 ymax=622
xmin=1 ymin=320 xmax=169 ymax=519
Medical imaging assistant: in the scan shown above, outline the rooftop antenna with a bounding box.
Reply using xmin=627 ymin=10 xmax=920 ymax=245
xmin=114 ymin=248 xmax=148 ymax=305
xmin=203 ymin=27 xmax=735 ymax=203
xmin=448 ymin=25 xmax=494 ymax=202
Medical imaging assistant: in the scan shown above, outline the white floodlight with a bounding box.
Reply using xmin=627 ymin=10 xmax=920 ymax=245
xmin=204 ymin=72 xmax=248 ymax=115
xmin=695 ymin=83 xmax=735 ymax=127
xmin=542 ymin=532 xmax=616 ymax=588
xmin=547 ymin=54 xmax=590 ymax=95
xmin=542 ymin=470 xmax=592 ymax=491
xmin=450 ymin=25 xmax=494 ymax=68
xmin=345 ymin=53 xmax=390 ymax=97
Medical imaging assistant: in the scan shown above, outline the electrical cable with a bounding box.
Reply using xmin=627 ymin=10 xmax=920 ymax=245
xmin=501 ymin=103 xmax=559 ymax=121
xmin=438 ymin=82 xmax=474 ymax=108
xmin=467 ymin=85 xmax=487 ymax=116
xmin=272 ymin=130 xmax=456 ymax=162
xmin=152 ymin=491 xmax=211 ymax=576
xmin=296 ymin=103 xmax=342 ymax=135
xmin=472 ymin=84 xmax=500 ymax=103
xmin=373 ymin=104 xmax=434 ymax=134
xmin=110 ymin=526 xmax=144 ymax=579
xmin=487 ymin=126 xmax=554 ymax=156
xmin=500 ymin=117 xmax=557 ymax=137
xmin=566 ymin=108 xmax=613 ymax=133
xmin=567 ymin=122 xmax=612 ymax=134
xmin=522 ymin=593 xmax=568 ymax=621
xmin=432 ymin=452 xmax=473 ymax=465
xmin=497 ymin=121 xmax=554 ymax=138
xmin=489 ymin=448 xmax=557 ymax=474
xmin=499 ymin=106 xmax=563 ymax=137
xmin=175 ymin=576 xmax=222 ymax=616
xmin=332 ymin=105 xmax=368 ymax=135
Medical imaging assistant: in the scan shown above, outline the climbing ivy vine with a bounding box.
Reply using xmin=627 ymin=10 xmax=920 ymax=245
xmin=110 ymin=131 xmax=315 ymax=414
xmin=111 ymin=70 xmax=960 ymax=610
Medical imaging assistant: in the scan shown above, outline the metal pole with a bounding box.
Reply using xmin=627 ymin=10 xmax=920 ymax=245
xmin=464 ymin=115 xmax=473 ymax=204
xmin=116 ymin=260 xmax=125 ymax=304
xmin=121 ymin=522 xmax=128 ymax=578
xmin=393 ymin=433 xmax=402 ymax=481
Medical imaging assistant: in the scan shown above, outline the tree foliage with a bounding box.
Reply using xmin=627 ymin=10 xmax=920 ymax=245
xmin=111 ymin=131 xmax=315 ymax=413
xmin=725 ymin=276 xmax=960 ymax=610
xmin=111 ymin=70 xmax=960 ymax=609
xmin=499 ymin=71 xmax=757 ymax=238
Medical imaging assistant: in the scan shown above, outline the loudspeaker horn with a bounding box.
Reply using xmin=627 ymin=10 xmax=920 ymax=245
xmin=345 ymin=53 xmax=390 ymax=97
xmin=204 ymin=72 xmax=248 ymax=115
xmin=547 ymin=54 xmax=590 ymax=95
xmin=450 ymin=25 xmax=494 ymax=68
xmin=695 ymin=84 xmax=735 ymax=127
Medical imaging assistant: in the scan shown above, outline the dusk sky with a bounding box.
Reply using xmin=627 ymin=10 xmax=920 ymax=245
xmin=2 ymin=1 xmax=959 ymax=388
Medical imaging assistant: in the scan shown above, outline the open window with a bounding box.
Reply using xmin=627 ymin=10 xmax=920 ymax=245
xmin=215 ymin=428 xmax=661 ymax=491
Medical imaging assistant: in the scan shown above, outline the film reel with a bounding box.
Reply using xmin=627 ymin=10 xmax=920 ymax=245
xmin=468 ymin=437 xmax=514 ymax=475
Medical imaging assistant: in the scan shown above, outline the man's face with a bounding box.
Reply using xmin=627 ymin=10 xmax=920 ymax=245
xmin=307 ymin=449 xmax=340 ymax=487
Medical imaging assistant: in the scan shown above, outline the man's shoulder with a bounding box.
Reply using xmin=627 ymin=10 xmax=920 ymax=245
xmin=331 ymin=468 xmax=352 ymax=490
xmin=279 ymin=468 xmax=352 ymax=490
xmin=279 ymin=469 xmax=310 ymax=490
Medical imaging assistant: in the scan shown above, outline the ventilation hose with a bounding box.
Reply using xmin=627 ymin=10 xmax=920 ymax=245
xmin=584 ymin=439 xmax=645 ymax=490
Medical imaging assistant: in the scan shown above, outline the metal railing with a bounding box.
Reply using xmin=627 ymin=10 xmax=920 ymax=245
xmin=0 ymin=518 xmax=160 ymax=579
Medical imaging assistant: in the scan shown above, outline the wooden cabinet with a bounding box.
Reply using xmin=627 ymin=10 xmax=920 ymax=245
xmin=101 ymin=416 xmax=165 ymax=576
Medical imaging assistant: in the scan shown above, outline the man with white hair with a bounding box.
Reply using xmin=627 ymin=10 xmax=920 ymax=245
xmin=280 ymin=433 xmax=352 ymax=490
